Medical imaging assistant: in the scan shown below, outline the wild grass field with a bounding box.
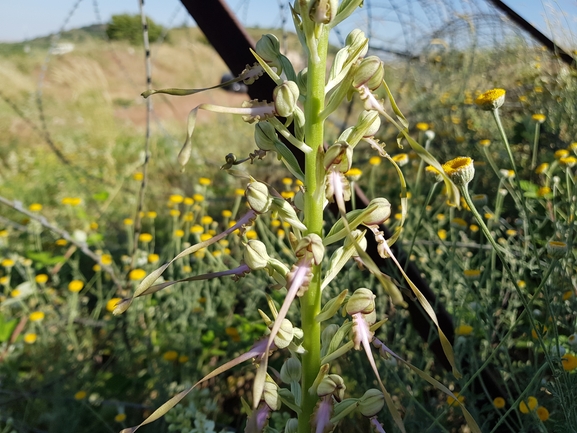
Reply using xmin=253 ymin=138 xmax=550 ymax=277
xmin=0 ymin=9 xmax=576 ymax=433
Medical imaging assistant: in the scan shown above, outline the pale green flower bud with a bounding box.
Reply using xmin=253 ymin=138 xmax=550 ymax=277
xmin=317 ymin=374 xmax=345 ymax=401
xmin=295 ymin=233 xmax=324 ymax=265
xmin=244 ymin=240 xmax=270 ymax=270
xmin=263 ymin=374 xmax=281 ymax=410
xmin=254 ymin=121 xmax=277 ymax=151
xmin=321 ymin=324 xmax=339 ymax=352
xmin=354 ymin=110 xmax=381 ymax=138
xmin=273 ymin=81 xmax=300 ymax=118
xmin=271 ymin=197 xmax=307 ymax=231
xmin=345 ymin=29 xmax=369 ymax=59
xmin=346 ymin=288 xmax=376 ymax=315
xmin=308 ymin=0 xmax=337 ymax=24
xmin=274 ymin=318 xmax=295 ymax=349
xmin=353 ymin=56 xmax=384 ymax=91
xmin=246 ymin=181 xmax=272 ymax=214
xmin=324 ymin=141 xmax=353 ymax=172
xmin=280 ymin=357 xmax=302 ymax=383
xmin=358 ymin=389 xmax=384 ymax=417
xmin=284 ymin=419 xmax=298 ymax=433
xmin=344 ymin=229 xmax=367 ymax=256
xmin=362 ymin=198 xmax=391 ymax=226
xmin=255 ymin=34 xmax=280 ymax=63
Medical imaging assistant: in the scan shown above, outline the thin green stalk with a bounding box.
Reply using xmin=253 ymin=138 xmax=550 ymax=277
xmin=403 ymin=182 xmax=438 ymax=273
xmin=531 ymin=122 xmax=541 ymax=169
xmin=299 ymin=26 xmax=329 ymax=433
xmin=566 ymin=167 xmax=575 ymax=225
xmin=492 ymin=108 xmax=516 ymax=175
xmin=491 ymin=108 xmax=532 ymax=256
xmin=460 ymin=186 xmax=557 ymax=374
xmin=426 ymin=260 xmax=556 ymax=432
xmin=413 ymin=136 xmax=432 ymax=198
xmin=489 ymin=363 xmax=549 ymax=433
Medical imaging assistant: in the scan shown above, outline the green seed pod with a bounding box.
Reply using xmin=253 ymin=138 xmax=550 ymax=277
xmin=244 ymin=240 xmax=271 ymax=270
xmin=246 ymin=181 xmax=272 ymax=214
xmin=346 ymin=288 xmax=376 ymax=315
xmin=254 ymin=121 xmax=278 ymax=151
xmin=358 ymin=389 xmax=384 ymax=417
xmin=280 ymin=357 xmax=302 ymax=383
xmin=362 ymin=197 xmax=391 ymax=226
xmin=273 ymin=81 xmax=300 ymax=118
xmin=353 ymin=56 xmax=384 ymax=91
xmin=294 ymin=233 xmax=325 ymax=265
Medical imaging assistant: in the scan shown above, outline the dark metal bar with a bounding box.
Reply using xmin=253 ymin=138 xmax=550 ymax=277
xmin=178 ymin=0 xmax=275 ymax=102
xmin=488 ymin=0 xmax=575 ymax=67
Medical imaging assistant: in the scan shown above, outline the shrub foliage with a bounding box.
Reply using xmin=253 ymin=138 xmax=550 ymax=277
xmin=106 ymin=14 xmax=163 ymax=44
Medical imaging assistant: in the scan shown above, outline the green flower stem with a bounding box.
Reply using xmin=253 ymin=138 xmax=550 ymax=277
xmin=428 ymin=259 xmax=556 ymax=432
xmin=460 ymin=185 xmax=557 ymax=373
xmin=403 ymin=182 xmax=438 ymax=273
xmin=413 ymin=136 xmax=432 ymax=198
xmin=531 ymin=122 xmax=541 ymax=169
xmin=566 ymin=168 xmax=575 ymax=225
xmin=491 ymin=108 xmax=533 ymax=257
xmin=489 ymin=363 xmax=549 ymax=433
xmin=299 ymin=26 xmax=329 ymax=433
xmin=481 ymin=145 xmax=503 ymax=185
xmin=491 ymin=108 xmax=516 ymax=174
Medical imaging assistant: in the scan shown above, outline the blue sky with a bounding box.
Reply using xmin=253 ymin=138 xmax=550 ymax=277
xmin=0 ymin=0 xmax=576 ymax=49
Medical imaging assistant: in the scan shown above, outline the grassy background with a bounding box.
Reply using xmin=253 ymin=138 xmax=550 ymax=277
xmin=0 ymin=18 xmax=576 ymax=433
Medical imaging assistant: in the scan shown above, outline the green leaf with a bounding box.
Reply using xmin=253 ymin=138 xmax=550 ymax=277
xmin=277 ymin=388 xmax=302 ymax=414
xmin=274 ymin=141 xmax=305 ymax=182
xmin=0 ymin=314 xmax=18 ymax=343
xmin=316 ymin=289 xmax=349 ymax=322
xmin=87 ymin=233 xmax=103 ymax=245
xmin=26 ymin=251 xmax=66 ymax=266
xmin=519 ymin=180 xmax=539 ymax=192
xmin=92 ymin=191 xmax=109 ymax=201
